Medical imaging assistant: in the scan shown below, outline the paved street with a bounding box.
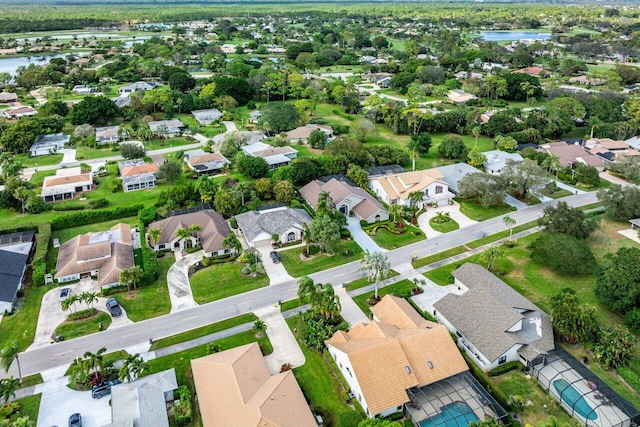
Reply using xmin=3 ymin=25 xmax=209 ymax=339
xmin=3 ymin=191 xmax=597 ymax=379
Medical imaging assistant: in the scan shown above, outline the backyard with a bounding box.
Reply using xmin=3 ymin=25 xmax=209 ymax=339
xmin=189 ymin=260 xmax=269 ymax=303
xmin=279 ymin=240 xmax=363 ymax=277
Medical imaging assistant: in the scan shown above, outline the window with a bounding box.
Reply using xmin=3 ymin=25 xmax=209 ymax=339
xmin=498 ymin=355 xmax=507 ymax=365
xmin=287 ymin=231 xmax=296 ymax=242
xmin=424 ymin=189 xmax=429 ymax=196
xmin=435 ymin=185 xmax=443 ymax=194
xmin=346 ymin=367 xmax=352 ymax=377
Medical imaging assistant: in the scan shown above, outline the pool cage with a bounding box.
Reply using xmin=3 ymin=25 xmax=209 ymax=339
xmin=404 ymin=371 xmax=508 ymax=427
xmin=530 ymin=349 xmax=640 ymax=427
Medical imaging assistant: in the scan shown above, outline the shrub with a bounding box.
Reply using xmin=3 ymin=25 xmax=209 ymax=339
xmin=201 ymin=257 xmax=211 ymax=267
xmin=229 ymin=217 xmax=238 ymax=229
xmin=141 ymin=247 xmax=159 ymax=286
xmin=311 ymin=405 xmax=334 ymax=427
xmin=527 ymin=233 xmax=595 ymax=275
xmin=137 ymin=206 xmax=157 ymax=226
xmin=174 ymin=385 xmax=193 ymax=426
xmin=35 ymin=223 xmax=51 ymax=265
xmin=0 ymin=402 xmax=20 ymax=418
xmin=101 ymin=285 xmax=127 ymax=296
xmin=52 ymin=203 xmax=85 ymax=211
xmin=625 ymin=308 xmax=640 ymax=334
xmin=89 ymin=198 xmax=109 ymax=209
xmin=337 ymin=410 xmax=364 ymax=427
xmin=32 ymin=262 xmax=46 ymax=286
xmin=51 ymin=205 xmax=143 ymax=230
xmin=332 ymin=109 xmax=355 ymax=121
xmin=488 ymin=361 xmax=523 ymax=377
xmin=68 ymin=308 xmax=97 ymax=320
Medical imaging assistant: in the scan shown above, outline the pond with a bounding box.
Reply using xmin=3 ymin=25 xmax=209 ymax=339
xmin=0 ymin=52 xmax=89 ymax=76
xmin=480 ymin=31 xmax=552 ymax=41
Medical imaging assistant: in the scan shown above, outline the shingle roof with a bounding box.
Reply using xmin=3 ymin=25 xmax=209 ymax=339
xmin=235 ymin=208 xmax=311 ymax=244
xmin=0 ymin=249 xmax=28 ymax=303
xmin=149 ymin=210 xmax=231 ymax=254
xmin=299 ymin=178 xmax=386 ymax=220
xmin=436 ymin=163 xmax=481 ymax=194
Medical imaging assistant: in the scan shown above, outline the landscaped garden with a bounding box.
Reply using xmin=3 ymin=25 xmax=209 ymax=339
xmin=368 ymin=222 xmax=426 ymax=249
xmin=428 ymin=211 xmax=460 ymax=233
xmin=54 ymin=310 xmax=112 ymax=340
xmin=189 ymin=260 xmax=269 ymax=303
xmin=279 ymin=239 xmax=363 ymax=277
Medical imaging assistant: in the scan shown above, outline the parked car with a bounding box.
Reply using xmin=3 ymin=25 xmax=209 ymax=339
xmin=68 ymin=413 xmax=82 ymax=427
xmin=270 ymin=251 xmax=281 ymax=263
xmin=59 ymin=287 xmax=71 ymax=301
xmin=107 ymin=378 xmax=122 ymax=387
xmin=106 ymin=298 xmax=122 ymax=317
xmin=91 ymin=383 xmax=111 ymax=399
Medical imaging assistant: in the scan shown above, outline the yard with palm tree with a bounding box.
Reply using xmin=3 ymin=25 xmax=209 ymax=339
xmin=54 ymin=311 xmax=112 ymax=340
xmin=279 ymin=240 xmax=363 ymax=277
xmin=190 ymin=260 xmax=269 ymax=303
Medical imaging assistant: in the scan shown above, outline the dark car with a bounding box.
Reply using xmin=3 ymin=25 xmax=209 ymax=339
xmin=68 ymin=413 xmax=82 ymax=427
xmin=91 ymin=383 xmax=111 ymax=399
xmin=107 ymin=378 xmax=122 ymax=387
xmin=270 ymin=251 xmax=281 ymax=263
xmin=59 ymin=287 xmax=71 ymax=301
xmin=106 ymin=298 xmax=122 ymax=317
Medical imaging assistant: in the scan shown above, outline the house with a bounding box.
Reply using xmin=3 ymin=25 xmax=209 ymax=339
xmin=55 ymin=223 xmax=134 ymax=288
xmin=434 ymin=263 xmax=555 ymax=371
xmin=0 ymin=231 xmax=35 ymax=314
xmin=95 ymin=126 xmax=120 ymax=145
xmin=183 ymin=149 xmax=230 ymax=174
xmin=447 ymin=89 xmax=477 ymax=103
xmin=241 ymin=142 xmax=298 ymax=170
xmin=585 ymin=138 xmax=640 ymax=163
xmin=300 ymin=176 xmax=388 ymax=224
xmin=148 ymin=210 xmax=234 ymax=257
xmin=0 ymin=92 xmax=18 ymax=103
xmin=326 ymin=295 xmax=506 ymax=423
xmin=514 ymin=66 xmax=549 ymax=77
xmin=569 ymin=75 xmax=605 ymax=86
xmin=235 ymin=207 xmax=312 ymax=248
xmin=437 ymin=162 xmax=482 ymax=195
xmin=118 ymin=81 xmax=158 ymax=95
xmin=369 ymin=169 xmax=451 ymax=208
xmin=220 ymin=44 xmax=237 ymax=54
xmin=41 ymin=167 xmax=93 ymax=202
xmin=118 ymin=159 xmax=159 ymax=192
xmin=537 ymin=141 xmax=606 ymax=170
xmin=72 ymin=85 xmax=95 ymax=95
xmin=248 ymin=110 xmax=262 ymax=124
xmin=192 ymin=108 xmax=223 ymax=125
xmin=112 ymin=96 xmax=131 ymax=108
xmin=192 ymin=342 xmax=316 ymax=427
xmin=286 ymin=124 xmax=334 ymax=143
xmin=29 ymin=133 xmax=69 ymax=157
xmin=482 ymin=150 xmax=524 ymax=175
xmin=454 ymin=71 xmax=483 ymax=80
xmin=148 ymin=119 xmax=185 ymax=138
xmin=4 ymin=105 xmax=37 ymax=119
xmin=107 ymin=369 xmax=178 ymax=427
xmin=625 ymin=136 xmax=640 ymax=151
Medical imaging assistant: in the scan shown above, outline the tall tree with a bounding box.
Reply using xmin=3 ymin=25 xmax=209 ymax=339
xmin=83 ymin=347 xmax=107 ymax=383
xmin=359 ymin=251 xmax=391 ymax=299
xmin=480 ymin=246 xmax=503 ymax=272
xmin=549 ymin=289 xmax=595 ymax=345
xmin=0 ymin=342 xmax=22 ymax=383
xmin=503 ymin=215 xmax=516 ymax=240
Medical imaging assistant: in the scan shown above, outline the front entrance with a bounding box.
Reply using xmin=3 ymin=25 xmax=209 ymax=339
xmin=339 ymin=205 xmax=348 ymax=215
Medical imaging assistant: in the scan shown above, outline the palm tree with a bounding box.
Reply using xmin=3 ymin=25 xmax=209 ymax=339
xmin=316 ymin=191 xmax=333 ymax=215
xmin=147 ymin=227 xmax=162 ymax=248
xmin=503 ymin=215 xmax=516 ymax=240
xmin=481 ymin=246 xmax=504 ymax=272
xmin=176 ymin=227 xmax=192 ymax=248
xmin=387 ymin=203 xmax=403 ymax=225
xmin=81 ymin=291 xmax=98 ymax=310
xmin=119 ymin=353 xmax=148 ymax=382
xmin=588 ymin=116 xmax=602 ymax=139
xmin=317 ymin=284 xmax=341 ymax=319
xmin=472 ymin=126 xmax=481 ymax=147
xmin=0 ymin=377 xmax=19 ymax=403
xmin=222 ymin=233 xmax=242 ymax=254
xmin=252 ymin=319 xmax=267 ymax=337
xmin=120 ymin=266 xmax=144 ymax=291
xmin=408 ymin=191 xmax=423 ymax=210
xmin=188 ymin=223 xmax=203 ymax=245
xmin=83 ymin=347 xmax=107 ymax=383
xmin=61 ymin=296 xmax=75 ymax=314
xmin=407 ymin=138 xmax=420 ymax=171
xmin=297 ymin=276 xmax=319 ymax=304
xmin=542 ymin=154 xmax=561 ymax=179
xmin=359 ymin=251 xmax=391 ymax=300
xmin=302 ymin=222 xmax=311 ymax=255
xmin=0 ymin=342 xmax=22 ymax=383
xmin=207 ymin=343 xmax=222 ymax=354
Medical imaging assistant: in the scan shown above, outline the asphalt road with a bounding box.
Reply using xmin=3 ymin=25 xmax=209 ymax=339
xmin=6 ymin=191 xmax=598 ymax=378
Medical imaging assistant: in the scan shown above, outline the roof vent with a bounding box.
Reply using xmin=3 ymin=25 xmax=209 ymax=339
xmin=270 ymin=396 xmax=274 ymax=400
xmin=405 ymin=366 xmax=412 ymax=374
xmin=427 ymin=361 xmax=434 ymax=369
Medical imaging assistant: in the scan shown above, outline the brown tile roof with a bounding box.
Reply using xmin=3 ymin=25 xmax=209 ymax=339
xmin=149 ymin=210 xmax=231 ymax=254
xmin=43 ymin=173 xmax=92 ymax=188
xmin=538 ymin=142 xmax=605 ymax=168
xmin=191 ymin=343 xmax=316 ymax=427
xmin=370 ymin=169 xmax=446 ymax=202
xmin=121 ymin=163 xmax=159 ymax=177
xmin=371 ymin=295 xmax=435 ymax=329
xmin=251 ymin=146 xmax=296 ymax=158
xmin=0 ymin=92 xmax=17 ymax=102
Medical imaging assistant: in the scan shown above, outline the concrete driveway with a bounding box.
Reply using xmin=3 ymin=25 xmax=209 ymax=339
xmin=254 ymin=305 xmax=305 ymax=374
xmin=417 ymin=201 xmax=478 ymax=239
xmin=167 ymin=250 xmax=200 ymax=312
xmin=256 ymin=245 xmax=293 ymax=285
xmin=346 ymin=217 xmax=386 ymax=253
xmin=335 ymin=285 xmax=369 ymax=326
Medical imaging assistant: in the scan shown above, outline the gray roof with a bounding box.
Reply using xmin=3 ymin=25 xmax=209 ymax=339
xmin=436 ymin=163 xmax=481 ymax=194
xmin=0 ymin=248 xmax=29 ymax=303
xmin=109 ymin=369 xmax=177 ymax=427
xmin=235 ymin=208 xmax=311 ymax=243
xmin=625 ymin=136 xmax=640 ymax=151
xmin=112 ymin=97 xmax=131 ymax=108
xmin=192 ymin=108 xmax=222 ymax=125
xmin=30 ymin=133 xmax=70 ymax=152
xmin=119 ymin=81 xmax=158 ymax=92
xmin=482 ymin=150 xmax=524 ymax=173
xmin=148 ymin=120 xmax=184 ymax=133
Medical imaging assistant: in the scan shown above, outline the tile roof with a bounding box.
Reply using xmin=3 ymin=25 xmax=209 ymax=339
xmin=235 ymin=208 xmax=311 ymax=244
xmin=436 ymin=163 xmax=481 ymax=194
xmin=286 ymin=124 xmax=333 ymax=139
xmin=369 ymin=169 xmax=446 ymax=201
xmin=299 ymin=178 xmax=386 ymax=220
xmin=538 ymin=142 xmax=605 ymax=168
xmin=149 ymin=210 xmax=231 ymax=254
xmin=121 ymin=163 xmax=159 ymax=177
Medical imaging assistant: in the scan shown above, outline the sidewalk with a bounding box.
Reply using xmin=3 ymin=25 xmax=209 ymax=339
xmin=346 ymin=216 xmax=386 ymax=253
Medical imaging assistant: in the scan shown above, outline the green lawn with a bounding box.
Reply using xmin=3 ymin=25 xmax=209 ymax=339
xmin=429 ymin=217 xmax=460 ymax=233
xmin=54 ymin=311 xmax=112 ymax=340
xmin=411 ymin=246 xmax=468 ymax=269
xmin=133 ymin=248 xmax=143 ymax=268
xmin=175 ymin=113 xmax=227 ymax=138
xmin=458 ymin=199 xmax=516 ymax=221
xmin=118 ymin=256 xmax=173 ymax=322
xmin=345 ymin=270 xmax=400 ymax=291
xmin=29 ymin=169 xmax=56 ymax=186
xmin=352 ymin=280 xmax=417 ymax=317
xmin=0 ymin=282 xmax=51 ymax=352
xmin=150 ymin=312 xmax=258 ymax=350
xmin=538 ymin=187 xmax=573 ymax=199
xmin=10 ymin=393 xmax=41 ymax=424
xmin=370 ymin=225 xmax=426 ymax=250
xmin=279 ymin=240 xmax=363 ymax=277
xmin=466 ymin=220 xmax=538 ymax=249
xmin=145 ymin=136 xmax=198 ymax=151
xmin=190 ymin=261 xmax=269 ymax=304
xmin=52 ymin=217 xmax=139 ymax=244
xmin=75 ymin=145 xmax=120 ymax=161
xmin=17 ymin=373 xmax=43 ymax=390
xmin=15 ymin=153 xmax=63 ymax=168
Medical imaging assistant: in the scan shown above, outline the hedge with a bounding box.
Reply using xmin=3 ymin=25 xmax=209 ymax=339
xmin=462 ymin=352 xmax=513 ymax=417
xmin=51 ymin=204 xmax=143 ymax=230
xmin=488 ymin=361 xmax=523 ymax=377
xmin=332 ymin=109 xmax=355 ymax=121
xmin=34 ymin=222 xmax=52 ymax=265
xmin=101 ymin=285 xmax=128 ymax=296
xmin=141 ymin=247 xmax=159 ymax=286
xmin=68 ymin=308 xmax=97 ymax=320
xmin=617 ymin=366 xmax=640 ymax=394
xmin=174 ymin=385 xmax=193 ymax=426
xmin=52 ymin=203 xmax=85 ymax=211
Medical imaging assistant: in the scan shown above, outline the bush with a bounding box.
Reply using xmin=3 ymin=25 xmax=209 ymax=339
xmin=107 ymin=179 xmax=122 ymax=193
xmin=488 ymin=361 xmax=523 ymax=377
xmin=137 ymin=206 xmax=157 ymax=226
xmin=35 ymin=223 xmax=51 ymax=265
xmin=32 ymin=262 xmax=46 ymax=286
xmin=617 ymin=366 xmax=640 ymax=394
xmin=101 ymin=285 xmax=127 ymax=296
xmin=332 ymin=109 xmax=355 ymax=121
xmin=0 ymin=402 xmax=20 ymax=418
xmin=625 ymin=308 xmax=640 ymax=334
xmin=51 ymin=205 xmax=143 ymax=230
xmin=89 ymin=198 xmax=109 ymax=209
xmin=337 ymin=410 xmax=364 ymax=427
xmin=201 ymin=257 xmax=211 ymax=267
xmin=52 ymin=203 xmax=86 ymax=211
xmin=141 ymin=247 xmax=159 ymax=286
xmin=229 ymin=217 xmax=238 ymax=229
xmin=311 ymin=405 xmax=334 ymax=427
xmin=174 ymin=385 xmax=193 ymax=426
xmin=527 ymin=233 xmax=595 ymax=275
xmin=68 ymin=308 xmax=97 ymax=320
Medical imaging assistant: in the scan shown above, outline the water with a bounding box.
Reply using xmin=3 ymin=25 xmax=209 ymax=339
xmin=14 ymin=33 xmax=140 ymax=42
xmin=553 ymin=379 xmax=598 ymax=421
xmin=480 ymin=31 xmax=552 ymax=41
xmin=0 ymin=52 xmax=89 ymax=76
xmin=418 ymin=401 xmax=479 ymax=427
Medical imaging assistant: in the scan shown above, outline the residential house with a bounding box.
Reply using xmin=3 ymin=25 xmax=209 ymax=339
xmin=41 ymin=167 xmax=93 ymax=202
xmin=369 ymin=169 xmax=451 ymax=208
xmin=514 ymin=66 xmax=549 ymax=77
xmin=437 ymin=163 xmax=482 ymax=195
xmin=537 ymin=141 xmax=606 ymax=170
xmin=192 ymin=342 xmax=316 ymax=427
xmin=569 ymin=75 xmax=605 ymax=86
xmin=248 ymin=110 xmax=262 ymax=124
xmin=300 ymin=175 xmax=388 ymax=224
xmin=585 ymin=138 xmax=640 ymax=163
xmin=106 ymin=369 xmax=178 ymax=427
xmin=482 ymin=150 xmax=524 ymax=175
xmin=148 ymin=119 xmax=185 ymax=138
xmin=434 ymin=263 xmax=555 ymax=371
xmin=220 ymin=44 xmax=237 ymax=54
xmin=72 ymin=85 xmax=95 ymax=95
xmin=29 ymin=133 xmax=70 ymax=157
xmin=112 ymin=97 xmax=132 ymax=108
xmin=0 ymin=92 xmax=18 ymax=103
xmin=192 ymin=108 xmax=223 ymax=125
xmin=454 ymin=71 xmax=483 ymax=80
xmin=183 ymin=149 xmax=230 ymax=175
xmin=4 ymin=105 xmax=37 ymax=119
xmin=95 ymin=126 xmax=121 ymax=145
xmin=286 ymin=124 xmax=334 ymax=143
xmin=326 ymin=295 xmax=506 ymax=423
xmin=55 ymin=223 xmax=134 ymax=289
xmin=148 ymin=210 xmax=234 ymax=257
xmin=242 ymin=142 xmax=298 ymax=170
xmin=625 ymin=135 xmax=640 ymax=151
xmin=623 ymin=83 xmax=640 ymax=94
xmin=0 ymin=231 xmax=35 ymax=314
xmin=235 ymin=206 xmax=312 ymax=248
xmin=118 ymin=81 xmax=158 ymax=95
xmin=447 ymin=89 xmax=477 ymax=103
xmin=118 ymin=159 xmax=159 ymax=192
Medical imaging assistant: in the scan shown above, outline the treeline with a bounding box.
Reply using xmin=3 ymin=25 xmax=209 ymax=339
xmin=0 ymin=18 xmax=117 ymax=34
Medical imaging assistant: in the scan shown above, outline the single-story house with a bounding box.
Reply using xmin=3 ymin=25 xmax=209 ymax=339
xmin=148 ymin=119 xmax=185 ymax=138
xmin=41 ymin=167 xmax=93 ymax=202
xmin=241 ymin=142 xmax=297 ymax=170
xmin=369 ymin=169 xmax=451 ymax=208
xmin=0 ymin=231 xmax=35 ymax=314
xmin=436 ymin=162 xmax=480 ymax=195
xmin=286 ymin=124 xmax=334 ymax=143
xmin=4 ymin=105 xmax=37 ymax=119
xmin=625 ymin=136 xmax=640 ymax=151
xmin=514 ymin=66 xmax=549 ymax=77
xmin=569 ymin=75 xmax=605 ymax=86
xmin=0 ymin=92 xmax=18 ymax=103
xmin=95 ymin=126 xmax=120 ymax=145
xmin=235 ymin=207 xmax=312 ymax=248
xmin=537 ymin=141 xmax=606 ymax=171
xmin=326 ymin=295 xmax=505 ymax=423
xmin=192 ymin=108 xmax=222 ymax=125
xmin=191 ymin=342 xmax=316 ymax=427
xmin=434 ymin=263 xmax=555 ymax=372
xmin=118 ymin=81 xmax=158 ymax=95
xmin=482 ymin=150 xmax=524 ymax=175
xmin=118 ymin=159 xmax=159 ymax=192
xmin=248 ymin=110 xmax=262 ymax=124
xmin=29 ymin=133 xmax=70 ymax=157
xmin=55 ymin=223 xmax=134 ymax=288
xmin=448 ymin=89 xmax=477 ymax=103
xmin=148 ymin=210 xmax=234 ymax=257
xmin=300 ymin=175 xmax=388 ymax=224
xmin=107 ymin=369 xmax=177 ymax=427
xmin=112 ymin=97 xmax=132 ymax=108
xmin=72 ymin=85 xmax=95 ymax=95
xmin=183 ymin=149 xmax=230 ymax=175
xmin=454 ymin=71 xmax=483 ymax=80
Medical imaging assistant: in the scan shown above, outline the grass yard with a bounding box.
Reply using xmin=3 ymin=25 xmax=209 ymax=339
xmin=133 ymin=248 xmax=143 ymax=268
xmin=458 ymin=199 xmax=516 ymax=221
xmin=279 ymin=240 xmax=363 ymax=277
xmin=412 ymin=245 xmax=468 ymax=269
xmin=118 ymin=256 xmax=173 ymax=322
xmin=429 ymin=217 xmax=460 ymax=233
xmin=352 ymin=279 xmax=417 ymax=317
xmin=54 ymin=310 xmax=112 ymax=340
xmin=538 ymin=187 xmax=573 ymax=199
xmin=190 ymin=261 xmax=269 ymax=303
xmin=15 ymin=153 xmax=63 ymax=168
xmin=10 ymin=393 xmax=41 ymax=424
xmin=150 ymin=313 xmax=258 ymax=350
xmin=466 ymin=220 xmax=538 ymax=249
xmin=52 ymin=217 xmax=138 ymax=244
xmin=75 ymin=145 xmax=119 ymax=161
xmin=345 ymin=270 xmax=400 ymax=291
xmin=145 ymin=137 xmax=199 ymax=151
xmin=0 ymin=282 xmax=51 ymax=352
xmin=29 ymin=169 xmax=56 ymax=186
xmin=175 ymin=113 xmax=227 ymax=138
xmin=17 ymin=373 xmax=43 ymax=390
xmin=370 ymin=224 xmax=426 ymax=250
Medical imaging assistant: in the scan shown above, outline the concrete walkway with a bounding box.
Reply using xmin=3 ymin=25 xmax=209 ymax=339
xmin=346 ymin=216 xmax=387 ymax=253
xmin=334 ymin=285 xmax=369 ymax=326
xmin=417 ymin=201 xmax=477 ymax=239
xmin=504 ymin=194 xmax=528 ymax=210
xmin=166 ymin=251 xmax=200 ymax=312
xmin=553 ymin=179 xmax=585 ymax=194
xmin=255 ymin=305 xmax=305 ymax=374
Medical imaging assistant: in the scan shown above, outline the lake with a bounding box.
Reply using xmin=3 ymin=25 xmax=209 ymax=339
xmin=0 ymin=52 xmax=89 ymax=76
xmin=480 ymin=31 xmax=552 ymax=41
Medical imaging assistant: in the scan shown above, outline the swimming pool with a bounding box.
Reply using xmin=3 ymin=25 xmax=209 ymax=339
xmin=553 ymin=379 xmax=598 ymax=421
xmin=418 ymin=401 xmax=479 ymax=427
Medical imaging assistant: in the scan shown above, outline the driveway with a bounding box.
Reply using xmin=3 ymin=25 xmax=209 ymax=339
xmin=254 ymin=305 xmax=305 ymax=374
xmin=167 ymin=250 xmax=200 ymax=312
xmin=599 ymin=171 xmax=631 ymax=186
xmin=334 ymin=285 xmax=369 ymax=326
xmin=410 ymin=277 xmax=467 ymax=316
xmin=346 ymin=217 xmax=386 ymax=253
xmin=417 ymin=201 xmax=478 ymax=239
xmin=59 ymin=149 xmax=76 ymax=165
xmin=504 ymin=194 xmax=528 ymax=210
xmin=256 ymin=245 xmax=293 ymax=285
